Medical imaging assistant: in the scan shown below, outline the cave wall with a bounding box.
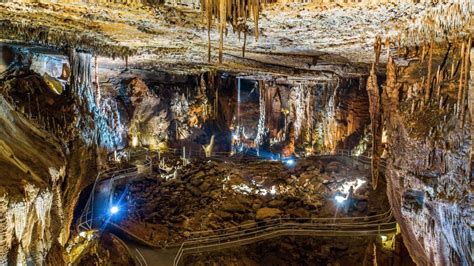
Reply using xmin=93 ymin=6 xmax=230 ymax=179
xmin=379 ymin=42 xmax=472 ymax=265
xmin=99 ymin=69 xmax=226 ymax=152
xmin=0 ymin=95 xmax=67 ymax=265
xmin=0 ymin=46 xmax=127 ymax=265
xmin=245 ymin=77 xmax=370 ymax=155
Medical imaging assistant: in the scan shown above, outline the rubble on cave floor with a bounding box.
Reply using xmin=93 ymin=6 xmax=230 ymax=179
xmin=113 ymin=156 xmax=390 ymax=246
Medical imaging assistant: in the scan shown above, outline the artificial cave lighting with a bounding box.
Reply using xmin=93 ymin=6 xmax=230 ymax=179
xmin=131 ymin=135 xmax=139 ymax=148
xmin=109 ymin=206 xmax=119 ymax=215
xmin=340 ymin=178 xmax=367 ymax=194
xmin=334 ymin=195 xmax=346 ymax=204
xmin=0 ymin=0 xmax=471 ymax=265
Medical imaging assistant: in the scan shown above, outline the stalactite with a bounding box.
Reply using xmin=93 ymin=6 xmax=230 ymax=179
xmin=242 ymin=30 xmax=247 ymax=58
xmin=218 ymin=0 xmax=226 ymax=64
xmin=460 ymin=37 xmax=471 ymax=123
xmin=205 ymin=0 xmax=212 ymax=62
xmin=435 ymin=65 xmax=441 ymax=99
xmin=366 ymin=64 xmax=382 ymax=191
xmin=425 ymin=39 xmax=434 ymax=104
xmin=374 ymin=36 xmax=382 ymax=66
xmin=457 ymin=41 xmax=465 ymax=115
xmin=385 ymin=56 xmax=399 ymax=109
xmin=94 ymin=56 xmax=101 ymax=106
xmin=200 ymin=0 xmax=274 ymax=63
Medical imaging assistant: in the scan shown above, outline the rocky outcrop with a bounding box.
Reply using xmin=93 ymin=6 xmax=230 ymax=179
xmin=0 ymin=47 xmax=124 ymax=265
xmin=0 ymin=95 xmax=67 ymax=264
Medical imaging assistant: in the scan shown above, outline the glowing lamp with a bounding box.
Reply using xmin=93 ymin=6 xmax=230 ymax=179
xmin=110 ymin=206 xmax=119 ymax=215
xmin=132 ymin=135 xmax=138 ymax=147
xmin=79 ymin=231 xmax=87 ymax=238
xmin=232 ymin=133 xmax=239 ymax=140
xmin=283 ymin=158 xmax=295 ymax=166
xmin=381 ymin=235 xmax=388 ymax=241
xmin=335 ymin=195 xmax=346 ymax=203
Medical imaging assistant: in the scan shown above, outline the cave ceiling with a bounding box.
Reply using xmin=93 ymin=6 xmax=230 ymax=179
xmin=0 ymin=0 xmax=473 ymax=77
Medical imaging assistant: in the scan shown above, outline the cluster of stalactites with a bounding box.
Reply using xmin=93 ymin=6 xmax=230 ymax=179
xmin=368 ymin=35 xmax=472 ymax=190
xmin=200 ymin=0 xmax=276 ymax=63
xmin=403 ymin=0 xmax=473 ymax=45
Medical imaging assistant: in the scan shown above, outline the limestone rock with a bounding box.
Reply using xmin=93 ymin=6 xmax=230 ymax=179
xmin=256 ymin=208 xmax=282 ymax=220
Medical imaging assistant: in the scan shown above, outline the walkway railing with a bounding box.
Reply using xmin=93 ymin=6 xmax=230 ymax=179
xmin=124 ymin=147 xmax=385 ymax=171
xmin=77 ymin=146 xmax=388 ymax=261
xmin=76 ymin=155 xmax=153 ymax=232
xmin=173 ymin=209 xmax=395 ymax=265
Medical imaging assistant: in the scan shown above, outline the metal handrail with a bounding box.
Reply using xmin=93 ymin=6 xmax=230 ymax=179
xmin=188 ymin=208 xmax=393 ymax=236
xmin=182 ymin=220 xmax=396 ymax=246
xmin=173 ymin=220 xmax=397 ymax=265
xmin=180 ymin=211 xmax=393 ymax=244
xmin=76 ymin=155 xmax=153 ymax=231
xmin=182 ymin=222 xmax=397 ymax=247
xmin=85 ymin=147 xmax=389 ymax=265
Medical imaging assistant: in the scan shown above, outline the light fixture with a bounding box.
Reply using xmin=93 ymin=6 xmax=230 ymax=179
xmin=283 ymin=158 xmax=295 ymax=166
xmin=335 ymin=195 xmax=346 ymax=203
xmin=110 ymin=205 xmax=119 ymax=215
xmin=79 ymin=231 xmax=87 ymax=238
xmin=381 ymin=235 xmax=388 ymax=241
xmin=132 ymin=135 xmax=138 ymax=147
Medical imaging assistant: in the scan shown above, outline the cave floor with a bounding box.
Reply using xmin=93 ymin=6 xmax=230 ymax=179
xmin=111 ymin=154 xmax=391 ymax=246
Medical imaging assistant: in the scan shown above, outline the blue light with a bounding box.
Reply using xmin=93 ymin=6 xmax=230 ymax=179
xmin=283 ymin=158 xmax=295 ymax=166
xmin=110 ymin=205 xmax=119 ymax=215
xmin=335 ymin=195 xmax=346 ymax=203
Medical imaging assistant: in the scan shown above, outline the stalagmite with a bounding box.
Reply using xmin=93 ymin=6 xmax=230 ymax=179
xmin=202 ymin=135 xmax=215 ymax=157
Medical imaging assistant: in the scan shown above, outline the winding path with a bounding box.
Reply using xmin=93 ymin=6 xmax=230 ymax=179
xmin=76 ymin=149 xmax=390 ymax=266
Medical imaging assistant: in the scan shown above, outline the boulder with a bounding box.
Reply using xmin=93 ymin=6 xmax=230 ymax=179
xmin=268 ymin=199 xmax=286 ymax=207
xmin=198 ymin=181 xmax=211 ymax=192
xmin=288 ymin=208 xmax=310 ymax=218
xmin=190 ymin=176 xmax=204 ymax=186
xmin=221 ymin=202 xmax=248 ymax=213
xmin=256 ymin=208 xmax=282 ymax=220
xmin=186 ymin=184 xmax=201 ymax=196
xmin=215 ymin=210 xmax=233 ymax=220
